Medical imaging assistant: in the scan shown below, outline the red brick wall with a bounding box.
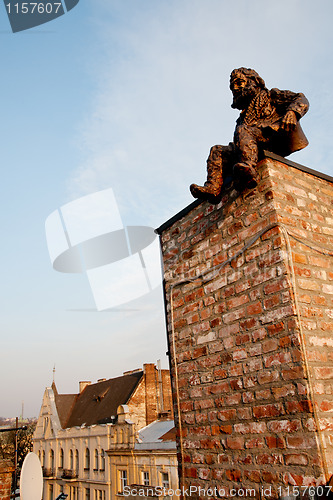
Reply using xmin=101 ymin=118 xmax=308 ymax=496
xmin=128 ymin=364 xmax=174 ymax=427
xmin=159 ymin=154 xmax=333 ymax=498
xmin=0 ymin=461 xmax=14 ymax=500
xmin=143 ymin=364 xmax=174 ymax=425
xmin=144 ymin=363 xmax=159 ymax=425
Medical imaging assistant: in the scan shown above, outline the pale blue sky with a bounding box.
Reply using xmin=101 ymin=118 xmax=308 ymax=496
xmin=1 ymin=0 xmax=333 ymax=417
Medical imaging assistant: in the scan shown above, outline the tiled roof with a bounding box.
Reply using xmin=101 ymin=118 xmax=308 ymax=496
xmin=52 ymin=382 xmax=77 ymax=429
xmin=53 ymin=372 xmax=143 ymax=428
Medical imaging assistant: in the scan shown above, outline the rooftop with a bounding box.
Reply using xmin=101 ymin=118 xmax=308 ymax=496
xmin=135 ymin=419 xmax=176 ymax=450
xmin=52 ymin=371 xmax=143 ymax=428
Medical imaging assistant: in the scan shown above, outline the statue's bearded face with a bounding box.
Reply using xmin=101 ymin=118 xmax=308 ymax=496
xmin=230 ymin=73 xmax=257 ymax=110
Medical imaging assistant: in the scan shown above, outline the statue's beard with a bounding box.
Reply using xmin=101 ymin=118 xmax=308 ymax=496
xmin=231 ymin=87 xmax=255 ymax=110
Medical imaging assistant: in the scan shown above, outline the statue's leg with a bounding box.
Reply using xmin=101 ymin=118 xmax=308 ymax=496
xmin=190 ymin=144 xmax=233 ymax=204
xmin=233 ymin=124 xmax=261 ymax=190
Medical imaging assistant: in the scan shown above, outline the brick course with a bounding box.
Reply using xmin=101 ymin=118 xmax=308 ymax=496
xmin=0 ymin=461 xmax=14 ymax=500
xmin=158 ymin=153 xmax=333 ymax=498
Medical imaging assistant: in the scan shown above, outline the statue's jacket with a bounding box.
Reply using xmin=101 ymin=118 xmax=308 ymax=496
xmin=235 ymin=88 xmax=309 ymax=157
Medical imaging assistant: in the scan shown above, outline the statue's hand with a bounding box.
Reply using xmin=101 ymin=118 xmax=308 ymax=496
xmin=281 ymin=110 xmax=297 ymax=131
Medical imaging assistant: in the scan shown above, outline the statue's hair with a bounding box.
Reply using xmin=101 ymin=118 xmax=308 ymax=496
xmin=230 ymin=67 xmax=266 ymax=90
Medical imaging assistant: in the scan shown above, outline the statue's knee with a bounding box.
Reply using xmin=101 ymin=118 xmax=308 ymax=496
xmin=210 ymin=145 xmax=223 ymax=154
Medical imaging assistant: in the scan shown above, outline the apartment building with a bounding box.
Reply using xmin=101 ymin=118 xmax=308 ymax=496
xmin=33 ymin=364 xmax=177 ymax=500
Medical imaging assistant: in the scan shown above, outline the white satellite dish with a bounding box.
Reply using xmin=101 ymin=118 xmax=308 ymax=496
xmin=20 ymin=452 xmax=43 ymax=500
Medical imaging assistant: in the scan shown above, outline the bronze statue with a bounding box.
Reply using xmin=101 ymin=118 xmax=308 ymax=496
xmin=190 ymin=68 xmax=309 ymax=203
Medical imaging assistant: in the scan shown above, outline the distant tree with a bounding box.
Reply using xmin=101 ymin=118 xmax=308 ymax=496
xmin=0 ymin=420 xmax=36 ymax=493
xmin=0 ymin=430 xmax=14 ymax=461
xmin=17 ymin=423 xmax=36 ymax=468
xmin=0 ymin=421 xmax=36 ymax=467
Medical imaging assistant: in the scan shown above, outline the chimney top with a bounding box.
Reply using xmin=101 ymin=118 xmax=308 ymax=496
xmin=79 ymin=381 xmax=91 ymax=393
xmin=123 ymin=368 xmax=142 ymax=376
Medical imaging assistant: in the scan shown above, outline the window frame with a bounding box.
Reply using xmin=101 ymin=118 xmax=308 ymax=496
xmin=142 ymin=471 xmax=150 ymax=486
xmin=118 ymin=469 xmax=128 ymax=493
xmin=84 ymin=448 xmax=90 ymax=470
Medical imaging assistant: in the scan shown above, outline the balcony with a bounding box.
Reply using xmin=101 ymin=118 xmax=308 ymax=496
xmin=42 ymin=468 xmax=55 ymax=478
xmin=61 ymin=469 xmax=78 ymax=480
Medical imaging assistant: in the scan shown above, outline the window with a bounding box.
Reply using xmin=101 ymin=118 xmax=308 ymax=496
xmin=49 ymin=449 xmax=54 ymax=470
xmin=84 ymin=448 xmax=90 ymax=470
xmin=69 ymin=449 xmax=74 ymax=470
xmin=72 ymin=487 xmax=78 ymax=500
xmin=59 ymin=448 xmax=64 ymax=469
xmin=94 ymin=490 xmax=103 ymax=500
xmin=41 ymin=450 xmax=45 ymax=467
xmin=49 ymin=484 xmax=53 ymax=500
xmin=161 ymin=472 xmax=169 ymax=489
xmin=94 ymin=449 xmax=98 ymax=470
xmin=70 ymin=486 xmax=77 ymax=500
xmin=85 ymin=489 xmax=90 ymax=500
xmin=100 ymin=450 xmax=105 ymax=471
xmin=119 ymin=470 xmax=128 ymax=492
xmin=142 ymin=471 xmax=149 ymax=486
xmin=75 ymin=449 xmax=79 ymax=473
xmin=43 ymin=417 xmax=49 ymax=434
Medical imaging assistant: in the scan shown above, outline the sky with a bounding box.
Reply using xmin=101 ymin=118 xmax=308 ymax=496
xmin=1 ymin=0 xmax=333 ymax=418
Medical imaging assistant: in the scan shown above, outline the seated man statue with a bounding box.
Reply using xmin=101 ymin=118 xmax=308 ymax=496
xmin=190 ymin=67 xmax=309 ymax=203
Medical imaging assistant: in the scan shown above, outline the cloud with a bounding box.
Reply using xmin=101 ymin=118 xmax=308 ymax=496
xmin=67 ymin=0 xmax=333 ymax=231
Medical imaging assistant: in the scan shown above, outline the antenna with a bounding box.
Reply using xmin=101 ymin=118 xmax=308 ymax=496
xmin=53 ymin=364 xmax=56 ymax=383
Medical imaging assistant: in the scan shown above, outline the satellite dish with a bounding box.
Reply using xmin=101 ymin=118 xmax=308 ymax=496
xmin=20 ymin=452 xmax=43 ymax=500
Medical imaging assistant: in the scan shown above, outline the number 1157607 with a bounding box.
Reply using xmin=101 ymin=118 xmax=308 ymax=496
xmin=6 ymin=3 xmax=62 ymax=14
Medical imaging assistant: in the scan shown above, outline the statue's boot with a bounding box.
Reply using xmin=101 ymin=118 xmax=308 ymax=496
xmin=190 ymin=161 xmax=223 ymax=204
xmin=233 ymin=163 xmax=258 ymax=191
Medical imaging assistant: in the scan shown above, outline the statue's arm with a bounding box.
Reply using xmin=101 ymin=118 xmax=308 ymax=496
xmin=271 ymin=88 xmax=309 ymax=131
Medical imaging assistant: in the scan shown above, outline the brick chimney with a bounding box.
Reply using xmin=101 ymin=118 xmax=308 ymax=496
xmin=143 ymin=363 xmax=158 ymax=425
xmin=157 ymin=152 xmax=333 ymax=496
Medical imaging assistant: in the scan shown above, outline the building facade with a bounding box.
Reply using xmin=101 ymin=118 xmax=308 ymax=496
xmin=33 ymin=364 xmax=177 ymax=500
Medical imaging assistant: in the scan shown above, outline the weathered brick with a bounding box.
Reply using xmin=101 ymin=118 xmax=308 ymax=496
xmin=161 ymin=157 xmax=333 ymax=493
xmin=266 ymin=436 xmax=286 ymax=449
xmin=267 ymin=419 xmax=301 ymax=433
xmin=261 ymin=470 xmax=279 ymax=483
xmin=264 ymin=351 xmax=291 ymax=367
xmin=226 ymin=437 xmax=244 ymax=450
xmin=285 ymin=453 xmax=309 ymax=466
xmin=253 ymin=403 xmax=284 ymax=418
xmin=225 ymin=469 xmax=242 ymax=482
xmin=286 ymin=436 xmax=317 ymax=449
